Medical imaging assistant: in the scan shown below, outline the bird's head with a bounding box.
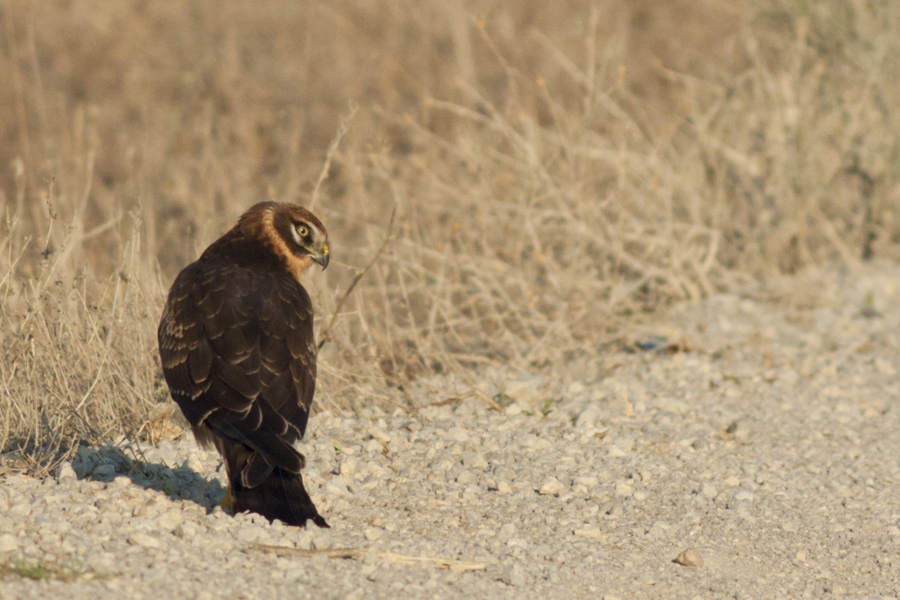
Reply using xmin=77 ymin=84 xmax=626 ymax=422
xmin=249 ymin=202 xmax=330 ymax=281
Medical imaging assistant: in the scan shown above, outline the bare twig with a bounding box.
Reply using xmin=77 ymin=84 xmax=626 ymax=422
xmin=309 ymin=102 xmax=358 ymax=211
xmin=379 ymin=552 xmax=486 ymax=572
xmin=317 ymin=204 xmax=396 ymax=350
xmin=249 ymin=544 xmax=486 ymax=571
xmin=250 ymin=545 xmax=364 ymax=559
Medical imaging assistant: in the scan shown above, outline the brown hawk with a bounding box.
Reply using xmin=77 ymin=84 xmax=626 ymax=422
xmin=158 ymin=202 xmax=330 ymax=527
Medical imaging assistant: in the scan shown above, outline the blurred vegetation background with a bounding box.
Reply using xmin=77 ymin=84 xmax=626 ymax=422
xmin=1 ymin=0 xmax=899 ymax=471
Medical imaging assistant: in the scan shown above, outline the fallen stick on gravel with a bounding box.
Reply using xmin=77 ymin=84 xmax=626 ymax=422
xmin=250 ymin=544 xmax=486 ymax=571
xmin=378 ymin=552 xmax=486 ymax=572
xmin=249 ymin=545 xmax=363 ymax=559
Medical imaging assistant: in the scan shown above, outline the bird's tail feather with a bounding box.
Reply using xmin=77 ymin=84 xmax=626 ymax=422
xmin=222 ymin=440 xmax=328 ymax=528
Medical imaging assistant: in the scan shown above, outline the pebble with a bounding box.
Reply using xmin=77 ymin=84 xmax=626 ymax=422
xmin=362 ymin=440 xmax=383 ymax=454
xmin=674 ymin=548 xmax=704 ymax=567
xmin=504 ymin=376 xmax=543 ymax=403
xmin=0 ymin=534 xmax=19 ymax=553
xmin=575 ymin=405 xmax=605 ymax=429
xmin=56 ymin=462 xmax=77 ymax=483
xmin=340 ymin=457 xmax=358 ymax=477
xmin=368 ymin=427 xmax=391 ymax=444
xmin=503 ymin=564 xmax=528 ymax=587
xmin=128 ymin=533 xmax=161 ymax=548
xmin=539 ymin=477 xmax=565 ymax=496
xmin=156 ymin=509 xmax=184 ymax=530
xmin=574 ymin=528 xmax=603 ymax=541
xmin=504 ymin=403 xmax=523 ymax=416
xmin=93 ymin=464 xmax=116 ymax=479
xmin=456 ymin=470 xmax=476 ymax=485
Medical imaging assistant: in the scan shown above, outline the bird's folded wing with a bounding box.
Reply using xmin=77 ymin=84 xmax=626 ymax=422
xmin=158 ymin=262 xmax=313 ymax=474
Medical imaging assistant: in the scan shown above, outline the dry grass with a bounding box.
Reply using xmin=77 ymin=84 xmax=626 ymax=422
xmin=1 ymin=0 xmax=899 ymax=472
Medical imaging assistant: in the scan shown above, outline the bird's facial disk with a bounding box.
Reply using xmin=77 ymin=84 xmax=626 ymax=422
xmin=290 ymin=221 xmax=329 ymax=269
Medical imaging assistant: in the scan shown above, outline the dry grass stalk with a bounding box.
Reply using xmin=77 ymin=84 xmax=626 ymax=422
xmin=250 ymin=544 xmax=486 ymax=571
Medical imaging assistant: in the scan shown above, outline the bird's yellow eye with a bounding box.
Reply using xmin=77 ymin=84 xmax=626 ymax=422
xmin=296 ymin=225 xmax=309 ymax=238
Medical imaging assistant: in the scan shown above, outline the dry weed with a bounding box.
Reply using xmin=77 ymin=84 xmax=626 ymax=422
xmin=1 ymin=0 xmax=898 ymax=471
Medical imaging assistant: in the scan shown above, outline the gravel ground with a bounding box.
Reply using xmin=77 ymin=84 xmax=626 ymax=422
xmin=3 ymin=261 xmax=900 ymax=599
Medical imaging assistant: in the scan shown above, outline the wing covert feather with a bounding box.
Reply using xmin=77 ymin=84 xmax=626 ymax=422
xmin=158 ymin=259 xmax=318 ymax=469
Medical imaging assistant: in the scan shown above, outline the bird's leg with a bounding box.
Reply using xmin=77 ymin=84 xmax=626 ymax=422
xmin=220 ymin=484 xmax=235 ymax=513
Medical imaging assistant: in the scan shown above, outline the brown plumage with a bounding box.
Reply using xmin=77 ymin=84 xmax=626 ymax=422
xmin=158 ymin=202 xmax=330 ymax=527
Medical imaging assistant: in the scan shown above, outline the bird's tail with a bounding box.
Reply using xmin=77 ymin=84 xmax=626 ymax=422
xmin=220 ymin=440 xmax=329 ymax=528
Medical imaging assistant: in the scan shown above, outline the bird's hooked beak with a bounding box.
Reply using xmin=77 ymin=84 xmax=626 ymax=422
xmin=311 ymin=242 xmax=330 ymax=270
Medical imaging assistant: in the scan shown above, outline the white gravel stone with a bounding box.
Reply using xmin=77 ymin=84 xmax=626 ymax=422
xmin=340 ymin=456 xmax=358 ymax=477
xmin=674 ymin=548 xmax=704 ymax=567
xmin=607 ymin=446 xmax=628 ymax=458
xmin=235 ymin=527 xmax=265 ymax=543
xmin=312 ymin=532 xmax=333 ymax=550
xmin=456 ymin=470 xmax=477 ymax=485
xmin=575 ymin=405 xmax=605 ymax=429
xmin=446 ymin=427 xmax=469 ymax=442
xmin=156 ymin=509 xmax=184 ymax=531
xmin=56 ymin=461 xmax=77 ymax=483
xmin=614 ymin=482 xmax=632 ymax=497
xmin=362 ymin=439 xmax=383 ymax=454
xmin=128 ymin=532 xmax=161 ymax=548
xmin=368 ymin=426 xmax=391 ymax=444
xmin=504 ymin=403 xmax=523 ymax=416
xmin=503 ymin=564 xmax=528 ymax=586
xmin=539 ymin=477 xmax=565 ymax=496
xmin=504 ymin=376 xmax=543 ymax=403
xmin=573 ymin=527 xmax=603 ymax=541
xmin=0 ymin=534 xmax=19 ymax=553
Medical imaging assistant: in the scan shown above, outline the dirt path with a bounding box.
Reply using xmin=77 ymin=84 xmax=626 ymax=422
xmin=2 ymin=261 xmax=900 ymax=599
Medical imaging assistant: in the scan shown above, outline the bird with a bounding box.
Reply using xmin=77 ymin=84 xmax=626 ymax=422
xmin=157 ymin=201 xmax=330 ymax=528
